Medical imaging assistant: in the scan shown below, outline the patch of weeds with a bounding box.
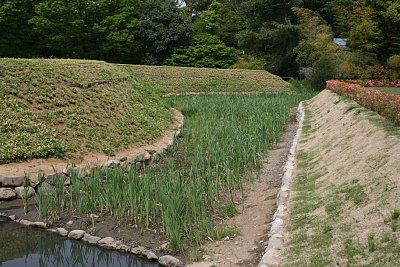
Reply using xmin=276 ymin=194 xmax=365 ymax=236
xmin=344 ymin=238 xmax=365 ymax=264
xmin=340 ymin=182 xmax=367 ymax=205
xmin=392 ymin=209 xmax=400 ymax=220
xmin=391 ymin=222 xmax=398 ymax=232
xmin=361 ymin=109 xmax=400 ymax=138
xmin=212 ymin=226 xmax=240 ymax=240
xmin=220 ymin=202 xmax=239 ymax=218
xmin=368 ymin=233 xmax=376 ymax=252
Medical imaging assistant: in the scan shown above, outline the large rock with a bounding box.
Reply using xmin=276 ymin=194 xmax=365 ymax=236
xmin=14 ymin=186 xmax=35 ymax=199
xmin=0 ymin=176 xmax=24 ymax=187
xmin=68 ymin=230 xmax=86 ymax=240
xmin=82 ymin=234 xmax=101 ymax=245
xmin=56 ymin=228 xmax=68 ymax=237
xmin=46 ymin=173 xmax=67 ymax=186
xmin=104 ymin=160 xmax=120 ymax=167
xmin=40 ymin=182 xmax=54 ymax=194
xmin=0 ymin=188 xmax=17 ymax=200
xmin=158 ymin=255 xmax=184 ymax=267
xmin=98 ymin=237 xmax=116 ymax=249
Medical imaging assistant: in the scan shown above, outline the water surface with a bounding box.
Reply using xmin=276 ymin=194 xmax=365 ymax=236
xmin=0 ymin=218 xmax=160 ymax=267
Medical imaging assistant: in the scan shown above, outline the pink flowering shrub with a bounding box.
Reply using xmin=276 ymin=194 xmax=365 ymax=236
xmin=344 ymin=79 xmax=400 ymax=87
xmin=327 ymin=80 xmax=400 ymax=125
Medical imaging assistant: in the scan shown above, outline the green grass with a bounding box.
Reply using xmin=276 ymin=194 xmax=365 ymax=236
xmin=120 ymin=64 xmax=292 ymax=94
xmin=38 ymin=93 xmax=312 ymax=252
xmin=373 ymin=87 xmax=400 ymax=95
xmin=0 ymin=58 xmax=173 ymax=162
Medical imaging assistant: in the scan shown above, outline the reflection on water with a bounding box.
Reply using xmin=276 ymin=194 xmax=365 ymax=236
xmin=0 ymin=219 xmax=160 ymax=267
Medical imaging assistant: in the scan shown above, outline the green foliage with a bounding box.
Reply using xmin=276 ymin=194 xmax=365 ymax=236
xmin=164 ymin=34 xmax=239 ymax=68
xmin=230 ymin=56 xmax=266 ymax=70
xmin=388 ymin=54 xmax=400 ymax=79
xmin=292 ymin=7 xmax=342 ymax=87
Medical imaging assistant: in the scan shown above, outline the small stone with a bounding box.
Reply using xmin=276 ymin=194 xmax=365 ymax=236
xmin=223 ymin=236 xmax=230 ymax=241
xmin=14 ymin=186 xmax=35 ymax=199
xmin=116 ymin=244 xmax=131 ymax=253
xmin=46 ymin=173 xmax=67 ymax=186
xmin=0 ymin=176 xmax=24 ymax=187
xmin=260 ymin=248 xmax=280 ymax=266
xmin=66 ymin=220 xmax=74 ymax=225
xmin=64 ymin=177 xmax=71 ymax=186
xmin=98 ymin=237 xmax=116 ymax=249
xmin=160 ymin=242 xmax=169 ymax=250
xmin=9 ymin=215 xmax=16 ymax=221
xmin=68 ymin=230 xmax=86 ymax=240
xmin=0 ymin=188 xmax=17 ymax=200
xmin=158 ymin=255 xmax=184 ymax=267
xmin=31 ymin=222 xmax=46 ymax=228
xmin=48 ymin=228 xmax=58 ymax=233
xmin=131 ymin=246 xmax=147 ymax=256
xmin=147 ymin=250 xmax=158 ymax=260
xmin=56 ymin=228 xmax=68 ymax=237
xmin=19 ymin=219 xmax=32 ymax=226
xmin=104 ymin=160 xmax=120 ymax=167
xmin=119 ymin=156 xmax=128 ymax=162
xmin=82 ymin=234 xmax=101 ymax=245
xmin=202 ymin=255 xmax=212 ymax=261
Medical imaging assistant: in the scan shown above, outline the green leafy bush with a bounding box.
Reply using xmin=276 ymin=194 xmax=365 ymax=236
xmin=164 ymin=34 xmax=239 ymax=68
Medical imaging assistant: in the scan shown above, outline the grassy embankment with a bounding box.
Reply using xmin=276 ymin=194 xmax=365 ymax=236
xmin=283 ymin=91 xmax=400 ymax=266
xmin=0 ymin=58 xmax=172 ymax=163
xmin=121 ymin=64 xmax=292 ymax=94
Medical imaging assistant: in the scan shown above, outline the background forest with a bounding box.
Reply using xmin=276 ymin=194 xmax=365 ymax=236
xmin=1 ymin=0 xmax=399 ymax=86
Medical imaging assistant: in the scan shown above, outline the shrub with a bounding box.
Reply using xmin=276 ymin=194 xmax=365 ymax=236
xmin=388 ymin=55 xmax=400 ymax=80
xmin=164 ymin=34 xmax=239 ymax=68
xmin=326 ymin=80 xmax=400 ymax=125
xmin=371 ymin=64 xmax=388 ymax=81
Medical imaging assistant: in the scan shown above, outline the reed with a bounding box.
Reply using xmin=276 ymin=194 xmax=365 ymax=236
xmin=38 ymin=92 xmax=313 ymax=251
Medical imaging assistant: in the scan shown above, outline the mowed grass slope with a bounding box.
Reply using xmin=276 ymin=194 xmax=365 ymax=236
xmin=0 ymin=58 xmax=172 ymax=163
xmin=120 ymin=64 xmax=291 ymax=94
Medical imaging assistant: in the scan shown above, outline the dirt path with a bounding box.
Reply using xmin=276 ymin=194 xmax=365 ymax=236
xmin=188 ymin=117 xmax=298 ymax=267
xmin=0 ymin=109 xmax=183 ymax=181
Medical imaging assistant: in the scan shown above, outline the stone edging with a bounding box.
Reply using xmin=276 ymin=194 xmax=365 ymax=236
xmin=0 ymin=212 xmax=183 ymax=267
xmin=258 ymin=102 xmax=304 ymax=267
xmin=0 ymin=109 xmax=184 ymax=202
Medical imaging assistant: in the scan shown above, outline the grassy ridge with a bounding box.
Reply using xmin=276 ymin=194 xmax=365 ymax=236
xmin=120 ymin=65 xmax=291 ymax=94
xmin=0 ymin=58 xmax=172 ymax=163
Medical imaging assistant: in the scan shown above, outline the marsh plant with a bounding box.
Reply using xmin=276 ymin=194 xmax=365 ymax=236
xmin=37 ymin=93 xmax=311 ymax=251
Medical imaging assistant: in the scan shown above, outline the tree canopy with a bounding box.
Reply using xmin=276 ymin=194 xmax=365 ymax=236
xmin=0 ymin=0 xmax=399 ymax=81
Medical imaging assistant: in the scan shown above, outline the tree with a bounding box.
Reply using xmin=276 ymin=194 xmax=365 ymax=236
xmin=292 ymin=7 xmax=341 ymax=86
xmin=0 ymin=0 xmax=38 ymax=57
xmin=346 ymin=4 xmax=382 ymax=53
xmin=136 ymin=0 xmax=194 ymax=64
xmin=164 ymin=34 xmax=238 ymax=68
